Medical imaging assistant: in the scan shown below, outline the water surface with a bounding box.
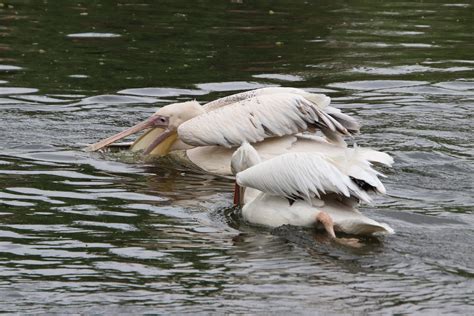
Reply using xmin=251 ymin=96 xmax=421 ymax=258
xmin=0 ymin=0 xmax=473 ymax=314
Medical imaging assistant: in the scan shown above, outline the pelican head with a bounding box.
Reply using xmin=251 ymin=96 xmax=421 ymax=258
xmin=231 ymin=143 xmax=261 ymax=206
xmin=87 ymin=100 xmax=204 ymax=155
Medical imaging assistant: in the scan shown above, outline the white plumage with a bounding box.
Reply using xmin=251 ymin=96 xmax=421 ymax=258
xmin=237 ymin=152 xmax=372 ymax=204
xmin=241 ymin=193 xmax=394 ymax=235
xmin=232 ymin=143 xmax=394 ymax=236
xmin=230 ymin=142 xmax=262 ymax=176
xmin=178 ymin=88 xmax=359 ymax=148
xmin=202 ymin=87 xmax=331 ymax=111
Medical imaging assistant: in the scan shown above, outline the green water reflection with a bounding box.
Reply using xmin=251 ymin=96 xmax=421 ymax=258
xmin=0 ymin=0 xmax=473 ymax=314
xmin=2 ymin=0 xmax=470 ymax=94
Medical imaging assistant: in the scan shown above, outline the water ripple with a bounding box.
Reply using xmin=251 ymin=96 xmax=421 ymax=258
xmin=0 ymin=0 xmax=472 ymax=314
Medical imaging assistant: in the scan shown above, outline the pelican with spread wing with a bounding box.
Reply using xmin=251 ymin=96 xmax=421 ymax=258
xmin=231 ymin=143 xmax=394 ymax=238
xmin=87 ymin=87 xmax=360 ymax=175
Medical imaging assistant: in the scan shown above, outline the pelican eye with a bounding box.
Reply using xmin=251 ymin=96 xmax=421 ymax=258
xmin=151 ymin=115 xmax=169 ymax=127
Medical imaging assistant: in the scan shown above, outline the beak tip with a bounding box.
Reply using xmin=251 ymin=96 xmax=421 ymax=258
xmin=85 ymin=115 xmax=166 ymax=153
xmin=84 ymin=146 xmax=95 ymax=152
xmin=84 ymin=143 xmax=104 ymax=152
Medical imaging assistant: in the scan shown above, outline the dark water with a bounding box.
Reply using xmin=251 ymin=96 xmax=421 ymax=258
xmin=0 ymin=0 xmax=473 ymax=313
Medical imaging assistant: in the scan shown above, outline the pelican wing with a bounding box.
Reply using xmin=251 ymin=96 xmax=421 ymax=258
xmin=203 ymin=87 xmax=329 ymax=111
xmin=326 ymin=144 xmax=392 ymax=195
xmin=236 ymin=152 xmax=372 ymax=204
xmin=179 ymin=91 xmax=358 ymax=148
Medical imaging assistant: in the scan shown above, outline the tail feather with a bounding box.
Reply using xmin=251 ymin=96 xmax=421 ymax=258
xmin=330 ymin=144 xmax=389 ymax=195
xmin=357 ymin=147 xmax=394 ymax=167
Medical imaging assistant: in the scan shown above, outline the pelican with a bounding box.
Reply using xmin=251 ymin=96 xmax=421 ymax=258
xmin=87 ymin=87 xmax=361 ymax=175
xmin=231 ymin=142 xmax=394 ymax=240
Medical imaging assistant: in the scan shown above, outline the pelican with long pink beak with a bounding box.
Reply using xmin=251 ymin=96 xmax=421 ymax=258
xmin=87 ymin=87 xmax=388 ymax=176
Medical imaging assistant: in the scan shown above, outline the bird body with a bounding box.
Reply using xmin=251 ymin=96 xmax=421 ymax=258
xmin=87 ymin=87 xmax=360 ymax=176
xmin=232 ymin=143 xmax=394 ymax=236
xmin=241 ymin=193 xmax=393 ymax=235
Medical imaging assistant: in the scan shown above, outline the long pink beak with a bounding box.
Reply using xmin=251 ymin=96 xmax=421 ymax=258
xmin=86 ymin=115 xmax=168 ymax=152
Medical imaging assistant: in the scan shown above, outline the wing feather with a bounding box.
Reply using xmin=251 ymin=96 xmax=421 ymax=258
xmin=236 ymin=153 xmax=372 ymax=204
xmin=202 ymin=87 xmax=330 ymax=111
xmin=179 ymin=92 xmax=354 ymax=147
xmin=329 ymin=144 xmax=390 ymax=194
xmin=203 ymin=87 xmax=359 ymax=134
xmin=323 ymin=106 xmax=360 ymax=134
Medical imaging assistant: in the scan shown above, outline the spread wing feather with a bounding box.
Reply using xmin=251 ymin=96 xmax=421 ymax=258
xmin=179 ymin=91 xmax=357 ymax=148
xmin=236 ymin=152 xmax=372 ymax=204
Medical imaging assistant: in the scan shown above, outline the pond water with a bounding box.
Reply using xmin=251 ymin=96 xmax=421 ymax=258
xmin=0 ymin=0 xmax=473 ymax=314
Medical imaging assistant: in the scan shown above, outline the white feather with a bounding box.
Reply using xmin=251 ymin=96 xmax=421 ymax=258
xmin=211 ymin=87 xmax=361 ymax=134
xmin=355 ymin=147 xmax=394 ymax=167
xmin=230 ymin=142 xmax=261 ymax=175
xmin=202 ymin=87 xmax=330 ymax=112
xmin=329 ymin=144 xmax=388 ymax=194
xmin=236 ymin=152 xmax=372 ymax=204
xmin=179 ymin=92 xmax=353 ymax=148
xmin=242 ymin=193 xmax=394 ymax=235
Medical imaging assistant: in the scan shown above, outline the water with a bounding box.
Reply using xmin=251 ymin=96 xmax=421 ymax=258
xmin=0 ymin=0 xmax=473 ymax=313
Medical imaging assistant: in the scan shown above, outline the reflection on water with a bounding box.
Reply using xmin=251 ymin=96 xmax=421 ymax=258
xmin=0 ymin=0 xmax=473 ymax=314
